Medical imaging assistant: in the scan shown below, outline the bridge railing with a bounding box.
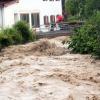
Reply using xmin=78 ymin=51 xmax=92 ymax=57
xmin=32 ymin=21 xmax=84 ymax=33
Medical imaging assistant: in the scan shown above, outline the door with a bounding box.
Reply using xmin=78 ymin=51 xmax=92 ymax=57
xmin=31 ymin=13 xmax=40 ymax=28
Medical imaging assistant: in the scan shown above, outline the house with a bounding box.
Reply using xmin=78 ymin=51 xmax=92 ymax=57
xmin=0 ymin=0 xmax=62 ymax=32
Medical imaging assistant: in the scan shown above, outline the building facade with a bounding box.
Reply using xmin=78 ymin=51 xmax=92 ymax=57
xmin=0 ymin=0 xmax=62 ymax=32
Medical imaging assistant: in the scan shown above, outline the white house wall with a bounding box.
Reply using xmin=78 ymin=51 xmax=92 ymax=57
xmin=3 ymin=0 xmax=62 ymax=31
xmin=4 ymin=4 xmax=18 ymax=28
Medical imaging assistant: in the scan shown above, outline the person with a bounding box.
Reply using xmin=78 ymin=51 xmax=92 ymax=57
xmin=56 ymin=15 xmax=64 ymax=30
xmin=50 ymin=22 xmax=55 ymax=31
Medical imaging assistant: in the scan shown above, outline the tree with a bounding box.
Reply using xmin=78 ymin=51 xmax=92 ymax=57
xmin=65 ymin=0 xmax=100 ymax=20
xmin=83 ymin=0 xmax=100 ymax=19
xmin=68 ymin=12 xmax=100 ymax=58
xmin=65 ymin=0 xmax=79 ymax=16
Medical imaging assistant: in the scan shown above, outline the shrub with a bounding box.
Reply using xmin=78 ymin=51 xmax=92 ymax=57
xmin=68 ymin=12 xmax=100 ymax=58
xmin=1 ymin=28 xmax=23 ymax=44
xmin=0 ymin=21 xmax=36 ymax=50
xmin=0 ymin=32 xmax=13 ymax=48
xmin=67 ymin=15 xmax=80 ymax=22
xmin=0 ymin=36 xmax=12 ymax=47
xmin=13 ymin=21 xmax=35 ymax=43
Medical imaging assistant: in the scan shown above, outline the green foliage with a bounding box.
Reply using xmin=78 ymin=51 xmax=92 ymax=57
xmin=0 ymin=21 xmax=36 ymax=50
xmin=13 ymin=21 xmax=35 ymax=43
xmin=0 ymin=28 xmax=15 ymax=46
xmin=65 ymin=0 xmax=79 ymax=16
xmin=67 ymin=15 xmax=80 ymax=22
xmin=65 ymin=0 xmax=100 ymax=20
xmin=68 ymin=12 xmax=100 ymax=58
xmin=0 ymin=28 xmax=23 ymax=49
xmin=2 ymin=28 xmax=23 ymax=44
xmin=83 ymin=0 xmax=100 ymax=19
xmin=69 ymin=25 xmax=95 ymax=54
xmin=0 ymin=30 xmax=13 ymax=48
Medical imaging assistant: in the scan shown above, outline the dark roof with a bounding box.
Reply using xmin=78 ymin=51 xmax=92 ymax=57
xmin=0 ymin=0 xmax=18 ymax=6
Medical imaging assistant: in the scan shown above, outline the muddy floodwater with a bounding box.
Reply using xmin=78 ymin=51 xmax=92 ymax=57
xmin=0 ymin=36 xmax=100 ymax=100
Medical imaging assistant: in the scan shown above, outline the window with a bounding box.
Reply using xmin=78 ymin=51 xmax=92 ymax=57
xmin=31 ymin=13 xmax=40 ymax=27
xmin=50 ymin=15 xmax=55 ymax=23
xmin=20 ymin=13 xmax=29 ymax=23
xmin=14 ymin=13 xmax=18 ymax=23
xmin=44 ymin=16 xmax=49 ymax=25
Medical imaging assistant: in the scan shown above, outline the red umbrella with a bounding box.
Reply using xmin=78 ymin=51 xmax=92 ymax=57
xmin=56 ymin=15 xmax=64 ymax=23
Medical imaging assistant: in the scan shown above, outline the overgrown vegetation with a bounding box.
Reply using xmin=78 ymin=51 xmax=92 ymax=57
xmin=68 ymin=12 xmax=100 ymax=58
xmin=65 ymin=0 xmax=100 ymax=58
xmin=13 ymin=21 xmax=35 ymax=43
xmin=0 ymin=21 xmax=36 ymax=50
xmin=65 ymin=0 xmax=100 ymax=21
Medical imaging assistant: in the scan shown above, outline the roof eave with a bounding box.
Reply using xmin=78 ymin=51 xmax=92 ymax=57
xmin=0 ymin=0 xmax=19 ymax=7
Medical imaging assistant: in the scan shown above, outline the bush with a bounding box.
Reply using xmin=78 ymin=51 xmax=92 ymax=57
xmin=1 ymin=28 xmax=23 ymax=44
xmin=0 ymin=21 xmax=36 ymax=50
xmin=0 ymin=29 xmax=14 ymax=48
xmin=13 ymin=21 xmax=35 ymax=43
xmin=67 ymin=15 xmax=80 ymax=22
xmin=68 ymin=12 xmax=100 ymax=58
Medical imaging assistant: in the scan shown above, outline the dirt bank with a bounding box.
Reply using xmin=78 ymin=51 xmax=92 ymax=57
xmin=0 ymin=36 xmax=100 ymax=100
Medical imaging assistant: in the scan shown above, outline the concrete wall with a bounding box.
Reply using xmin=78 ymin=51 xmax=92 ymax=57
xmin=3 ymin=0 xmax=62 ymax=31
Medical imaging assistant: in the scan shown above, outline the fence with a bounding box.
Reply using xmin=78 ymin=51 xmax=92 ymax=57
xmin=32 ymin=21 xmax=84 ymax=33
